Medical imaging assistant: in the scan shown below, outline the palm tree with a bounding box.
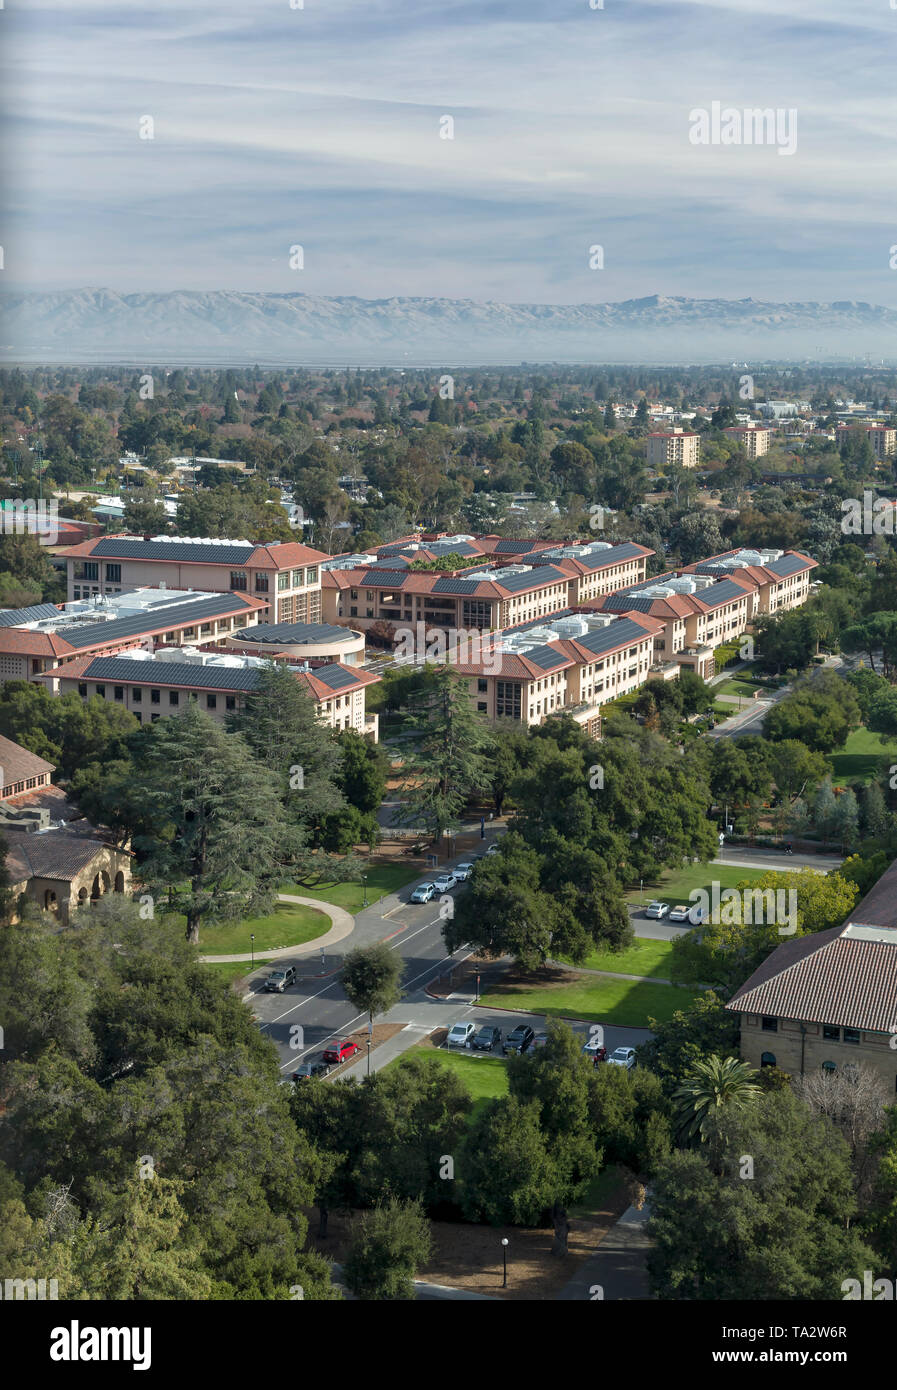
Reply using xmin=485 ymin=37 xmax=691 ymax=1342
xmin=672 ymin=1054 xmax=762 ymax=1145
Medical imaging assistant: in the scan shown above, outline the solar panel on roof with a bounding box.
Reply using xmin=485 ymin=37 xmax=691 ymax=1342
xmin=523 ymin=643 xmax=568 ymax=670
xmin=601 ymin=594 xmax=657 ymax=613
xmin=497 ymin=565 xmax=567 ymax=594
xmin=62 ymin=592 xmax=252 ymax=649
xmin=246 ymin=622 xmax=351 ymax=645
xmin=431 ymin=577 xmax=484 ymax=594
xmin=699 ymin=579 xmax=751 ymax=608
xmin=0 ymin=603 xmax=60 ymax=626
xmin=82 ymin=657 xmax=264 ymax=691
xmin=312 ymin=663 xmax=358 ymax=690
xmin=90 ymin=539 xmax=257 ymax=565
xmin=494 ymin=539 xmax=539 ymax=554
xmin=357 ymin=570 xmax=409 ymax=588
xmin=766 ymin=554 xmax=809 ymax=577
xmin=574 ymin=618 xmax=649 ymax=655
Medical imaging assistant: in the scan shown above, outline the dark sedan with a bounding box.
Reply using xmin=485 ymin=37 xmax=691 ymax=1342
xmin=472 ymin=1025 xmax=503 ymax=1051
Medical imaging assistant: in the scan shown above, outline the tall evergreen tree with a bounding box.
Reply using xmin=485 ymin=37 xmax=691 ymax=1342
xmin=130 ymin=701 xmax=294 ymax=943
xmin=399 ymin=666 xmax=491 ymax=843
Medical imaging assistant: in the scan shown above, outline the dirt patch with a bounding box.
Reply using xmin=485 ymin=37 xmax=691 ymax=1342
xmin=308 ymin=1180 xmax=632 ymax=1300
xmin=324 ymin=1023 xmax=406 ymax=1074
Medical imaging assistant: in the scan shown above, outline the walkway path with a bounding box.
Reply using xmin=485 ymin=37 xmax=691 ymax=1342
xmin=198 ymin=894 xmax=355 ymax=963
xmin=556 ymin=1201 xmax=653 ymax=1301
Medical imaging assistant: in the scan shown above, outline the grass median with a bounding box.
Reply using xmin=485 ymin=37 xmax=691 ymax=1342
xmin=280 ymin=862 xmax=422 ymax=914
xmin=193 ymin=901 xmax=330 ymax=955
xmin=479 ymin=969 xmax=700 ymax=1028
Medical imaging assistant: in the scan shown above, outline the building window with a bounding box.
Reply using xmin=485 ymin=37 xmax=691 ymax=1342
xmin=206 ymin=694 xmax=217 ymax=709
xmin=477 ymin=679 xmax=488 ymax=693
xmin=760 ymin=1052 xmax=777 ymax=1068
xmin=350 ymin=606 xmax=358 ymax=617
xmin=293 ymin=569 xmax=304 ymax=586
xmin=151 ymin=689 xmax=161 ymax=704
xmin=256 ymin=574 xmax=270 ymax=593
xmin=151 ymin=713 xmax=160 ymax=722
xmin=132 ymin=688 xmax=142 ymax=702
xmin=95 ymin=684 xmax=105 ymax=698
xmin=277 ymin=572 xmax=290 ymax=591
xmin=114 ymin=686 xmax=124 ymax=701
xmin=226 ymin=695 xmax=236 ymax=711
xmin=350 ymin=589 xmax=358 ymax=600
xmin=230 ymin=571 xmax=247 ymax=591
xmin=761 ymin=1016 xmax=778 ymax=1033
xmin=306 ymin=567 xmax=318 ymax=584
xmin=169 ymin=691 xmax=179 ymax=705
xmin=105 ymin=563 xmax=121 ymax=582
xmin=843 ymin=1027 xmax=860 ymax=1046
xmin=822 ymin=1024 xmax=839 ymax=1041
xmin=78 ymin=682 xmax=87 ymax=697
xmin=477 ymin=702 xmax=487 ymax=712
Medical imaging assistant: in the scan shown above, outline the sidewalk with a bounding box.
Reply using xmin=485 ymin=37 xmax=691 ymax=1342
xmin=199 ymin=894 xmax=355 ymax=963
xmin=556 ymin=1201 xmax=653 ymax=1301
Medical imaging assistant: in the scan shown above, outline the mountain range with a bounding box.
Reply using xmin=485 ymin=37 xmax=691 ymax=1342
xmin=2 ymin=289 xmax=897 ymax=365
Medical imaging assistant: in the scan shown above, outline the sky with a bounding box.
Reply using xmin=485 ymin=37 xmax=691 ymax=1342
xmin=3 ymin=0 xmax=897 ymax=306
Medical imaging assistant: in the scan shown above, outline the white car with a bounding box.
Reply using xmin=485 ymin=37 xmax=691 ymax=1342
xmin=668 ymin=904 xmax=691 ymax=922
xmin=432 ymin=873 xmax=457 ymax=893
xmin=644 ymin=900 xmax=670 ymax=919
xmin=446 ymin=1021 xmax=476 ymax=1049
xmin=607 ymin=1046 xmax=636 ymax=1069
xmin=453 ymin=862 xmax=474 ymax=881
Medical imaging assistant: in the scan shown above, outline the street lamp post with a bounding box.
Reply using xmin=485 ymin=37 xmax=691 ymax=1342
xmin=501 ymin=1237 xmax=509 ymax=1288
xmin=250 ymin=933 xmax=255 ymax=969
xmin=366 ymin=1025 xmax=372 ymax=1077
xmin=362 ymin=873 xmax=368 ymax=908
xmin=475 ymin=972 xmax=480 ymax=1003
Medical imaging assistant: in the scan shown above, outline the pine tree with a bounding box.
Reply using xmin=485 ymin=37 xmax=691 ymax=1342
xmin=399 ymin=666 xmax=491 ymax=843
xmin=131 ymin=701 xmax=294 ymax=943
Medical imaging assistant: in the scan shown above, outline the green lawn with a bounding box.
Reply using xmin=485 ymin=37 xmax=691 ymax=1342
xmin=625 ymin=862 xmax=783 ymax=908
xmin=829 ymin=727 xmax=897 ymax=785
xmin=716 ymin=678 xmax=763 ymax=699
xmin=202 ymin=960 xmax=266 ymax=985
xmin=280 ymin=862 xmax=422 ymax=914
xmin=194 ymin=902 xmax=329 ymax=955
xmin=478 ymin=975 xmax=701 ymax=1028
xmin=559 ymin=939 xmax=675 ymax=979
xmin=391 ymin=1047 xmax=509 ymax=1119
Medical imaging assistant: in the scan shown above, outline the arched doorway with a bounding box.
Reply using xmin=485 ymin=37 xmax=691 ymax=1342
xmin=760 ymin=1052 xmax=777 ymax=1068
xmin=44 ymin=889 xmax=58 ymax=913
xmin=114 ymin=871 xmax=125 ymax=893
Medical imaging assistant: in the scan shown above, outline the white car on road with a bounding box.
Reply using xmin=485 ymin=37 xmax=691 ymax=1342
xmin=644 ymin=901 xmax=670 ymax=919
xmin=607 ymin=1046 xmax=637 ymax=1069
xmin=446 ymin=1022 xmax=476 ymax=1049
xmin=453 ymin=862 xmax=474 ymax=881
xmin=432 ymin=872 xmax=457 ymax=893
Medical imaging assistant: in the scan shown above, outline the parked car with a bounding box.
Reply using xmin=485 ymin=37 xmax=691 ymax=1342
xmin=485 ymin=843 xmax=500 ymax=857
xmin=531 ymin=1031 xmax=549 ymax=1051
xmin=292 ymin=1059 xmax=331 ymax=1081
xmin=447 ymin=1021 xmax=476 ymax=1049
xmin=472 ymin=1024 xmax=502 ymax=1051
xmin=668 ymin=904 xmax=691 ymax=922
xmin=644 ymin=900 xmax=670 ymax=919
xmin=410 ymin=881 xmax=437 ymax=903
xmin=503 ymin=1023 xmax=535 ymax=1055
xmin=582 ymin=1037 xmax=607 ymax=1061
xmin=669 ymin=902 xmax=704 ymax=924
xmin=453 ymin=862 xmax=474 ymax=881
xmin=432 ymin=872 xmax=457 ymax=893
xmin=322 ymin=1039 xmax=361 ymax=1065
xmin=265 ymin=965 xmax=297 ymax=993
xmin=607 ymin=1046 xmax=637 ymax=1069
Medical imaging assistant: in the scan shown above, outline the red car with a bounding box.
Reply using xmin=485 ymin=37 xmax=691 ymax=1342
xmin=322 ymin=1039 xmax=361 ymax=1065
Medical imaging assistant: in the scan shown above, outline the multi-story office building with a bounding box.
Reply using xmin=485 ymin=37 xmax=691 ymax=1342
xmin=61 ymin=535 xmax=328 ymax=623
